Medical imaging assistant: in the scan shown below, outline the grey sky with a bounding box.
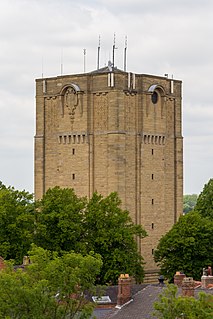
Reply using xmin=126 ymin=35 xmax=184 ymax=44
xmin=0 ymin=0 xmax=212 ymax=195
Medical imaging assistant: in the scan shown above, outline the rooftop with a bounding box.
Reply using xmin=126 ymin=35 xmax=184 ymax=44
xmin=91 ymin=283 xmax=213 ymax=319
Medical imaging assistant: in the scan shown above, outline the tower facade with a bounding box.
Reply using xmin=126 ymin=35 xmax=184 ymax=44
xmin=35 ymin=67 xmax=183 ymax=272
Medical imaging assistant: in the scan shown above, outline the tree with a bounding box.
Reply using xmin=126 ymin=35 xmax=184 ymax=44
xmin=83 ymin=192 xmax=147 ymax=284
xmin=0 ymin=182 xmax=34 ymax=264
xmin=183 ymin=194 xmax=197 ymax=214
xmin=154 ymin=284 xmax=213 ymax=319
xmin=154 ymin=212 xmax=213 ymax=281
xmin=0 ymin=245 xmax=102 ymax=319
xmin=34 ymin=187 xmax=87 ymax=254
xmin=194 ymin=178 xmax=213 ymax=219
xmin=35 ymin=188 xmax=147 ymax=284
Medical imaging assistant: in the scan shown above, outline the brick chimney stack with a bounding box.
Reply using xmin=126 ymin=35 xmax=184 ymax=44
xmin=201 ymin=266 xmax=213 ymax=288
xmin=117 ymin=274 xmax=132 ymax=307
xmin=23 ymin=256 xmax=31 ymax=266
xmin=182 ymin=277 xmax=195 ymax=297
xmin=174 ymin=271 xmax=186 ymax=287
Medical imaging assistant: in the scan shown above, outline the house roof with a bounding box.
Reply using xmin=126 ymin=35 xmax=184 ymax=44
xmin=91 ymin=285 xmax=163 ymax=319
xmin=107 ymin=285 xmax=163 ymax=319
xmin=92 ymin=284 xmax=213 ymax=319
xmin=87 ymin=283 xmax=148 ymax=305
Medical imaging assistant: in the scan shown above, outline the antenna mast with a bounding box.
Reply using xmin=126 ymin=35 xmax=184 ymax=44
xmin=41 ymin=56 xmax=44 ymax=78
xmin=83 ymin=48 xmax=86 ymax=73
xmin=60 ymin=48 xmax=63 ymax=75
xmin=112 ymin=33 xmax=117 ymax=71
xmin=97 ymin=35 xmax=101 ymax=70
xmin=124 ymin=36 xmax=127 ymax=72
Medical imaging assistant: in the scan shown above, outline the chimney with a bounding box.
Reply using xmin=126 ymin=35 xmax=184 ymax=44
xmin=117 ymin=274 xmax=132 ymax=307
xmin=174 ymin=271 xmax=186 ymax=287
xmin=201 ymin=275 xmax=213 ymax=289
xmin=23 ymin=256 xmax=31 ymax=266
xmin=201 ymin=267 xmax=213 ymax=288
xmin=182 ymin=277 xmax=195 ymax=297
xmin=0 ymin=257 xmax=5 ymax=270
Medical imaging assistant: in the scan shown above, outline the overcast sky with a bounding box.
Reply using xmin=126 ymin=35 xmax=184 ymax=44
xmin=0 ymin=0 xmax=212 ymax=195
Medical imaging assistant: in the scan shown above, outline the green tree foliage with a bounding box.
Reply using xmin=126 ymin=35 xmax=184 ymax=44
xmin=183 ymin=194 xmax=197 ymax=214
xmin=154 ymin=212 xmax=213 ymax=281
xmin=0 ymin=245 xmax=102 ymax=319
xmin=194 ymin=178 xmax=213 ymax=219
xmin=34 ymin=187 xmax=87 ymax=254
xmin=35 ymin=188 xmax=147 ymax=284
xmin=83 ymin=192 xmax=147 ymax=284
xmin=0 ymin=182 xmax=34 ymax=264
xmin=154 ymin=284 xmax=213 ymax=319
xmin=0 ymin=182 xmax=147 ymax=285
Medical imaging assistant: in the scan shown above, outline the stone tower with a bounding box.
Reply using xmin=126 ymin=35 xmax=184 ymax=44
xmin=34 ymin=66 xmax=183 ymax=272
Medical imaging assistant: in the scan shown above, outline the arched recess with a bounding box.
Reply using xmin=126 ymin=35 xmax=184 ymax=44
xmin=59 ymin=83 xmax=83 ymax=121
xmin=148 ymin=84 xmax=166 ymax=104
xmin=147 ymin=84 xmax=166 ymax=118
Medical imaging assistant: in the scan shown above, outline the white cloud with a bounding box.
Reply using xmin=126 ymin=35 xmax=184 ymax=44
xmin=0 ymin=0 xmax=212 ymax=194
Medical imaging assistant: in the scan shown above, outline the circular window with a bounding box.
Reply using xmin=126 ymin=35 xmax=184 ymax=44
xmin=151 ymin=91 xmax=158 ymax=104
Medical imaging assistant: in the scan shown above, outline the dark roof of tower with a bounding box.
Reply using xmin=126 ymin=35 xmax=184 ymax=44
xmin=90 ymin=61 xmax=125 ymax=74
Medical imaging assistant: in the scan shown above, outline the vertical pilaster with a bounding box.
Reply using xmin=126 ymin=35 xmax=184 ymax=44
xmin=34 ymin=87 xmax=45 ymax=199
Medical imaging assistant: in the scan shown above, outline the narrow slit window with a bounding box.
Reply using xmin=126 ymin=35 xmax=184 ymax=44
xmin=152 ymin=249 xmax=154 ymax=255
xmin=152 ymin=223 xmax=154 ymax=229
xmin=152 ymin=174 xmax=154 ymax=180
xmin=72 ymin=148 xmax=75 ymax=155
xmin=152 ymin=149 xmax=154 ymax=155
xmin=72 ymin=173 xmax=75 ymax=180
xmin=152 ymin=199 xmax=154 ymax=205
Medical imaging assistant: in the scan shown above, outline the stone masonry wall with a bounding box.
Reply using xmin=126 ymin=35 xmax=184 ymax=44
xmin=35 ymin=70 xmax=183 ymax=272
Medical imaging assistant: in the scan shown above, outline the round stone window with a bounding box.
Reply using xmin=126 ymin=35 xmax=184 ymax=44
xmin=151 ymin=91 xmax=158 ymax=104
